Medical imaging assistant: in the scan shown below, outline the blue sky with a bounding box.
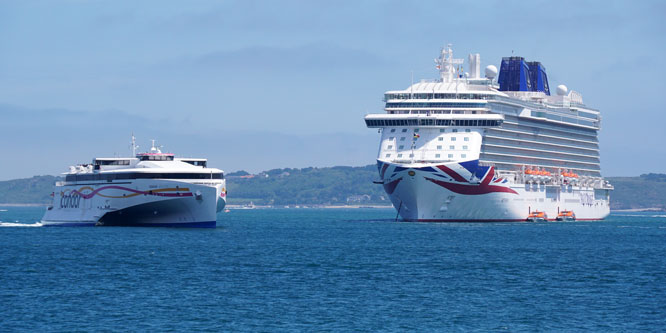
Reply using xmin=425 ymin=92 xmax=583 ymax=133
xmin=0 ymin=0 xmax=664 ymax=179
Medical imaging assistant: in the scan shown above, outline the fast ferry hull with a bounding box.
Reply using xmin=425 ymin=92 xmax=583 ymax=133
xmin=379 ymin=160 xmax=610 ymax=222
xmin=41 ymin=179 xmax=226 ymax=228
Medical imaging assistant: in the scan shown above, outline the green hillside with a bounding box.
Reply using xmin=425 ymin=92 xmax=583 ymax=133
xmin=2 ymin=169 xmax=666 ymax=211
xmin=607 ymin=174 xmax=666 ymax=210
xmin=0 ymin=175 xmax=60 ymax=204
xmin=225 ymin=165 xmax=388 ymax=205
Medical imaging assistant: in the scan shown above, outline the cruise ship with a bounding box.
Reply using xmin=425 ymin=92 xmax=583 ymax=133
xmin=365 ymin=45 xmax=612 ymax=222
xmin=42 ymin=137 xmax=227 ymax=227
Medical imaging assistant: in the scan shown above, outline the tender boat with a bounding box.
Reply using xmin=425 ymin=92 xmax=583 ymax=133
xmin=526 ymin=211 xmax=548 ymax=222
xmin=556 ymin=210 xmax=576 ymax=221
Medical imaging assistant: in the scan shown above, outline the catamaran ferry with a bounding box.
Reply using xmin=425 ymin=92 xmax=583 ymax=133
xmin=365 ymin=45 xmax=612 ymax=222
xmin=42 ymin=137 xmax=227 ymax=227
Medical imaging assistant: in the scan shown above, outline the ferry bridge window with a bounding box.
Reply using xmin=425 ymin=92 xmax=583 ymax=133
xmin=97 ymin=160 xmax=130 ymax=166
xmin=66 ymin=172 xmax=224 ymax=182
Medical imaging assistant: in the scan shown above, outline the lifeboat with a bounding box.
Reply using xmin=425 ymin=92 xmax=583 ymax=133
xmin=556 ymin=210 xmax=576 ymax=221
xmin=561 ymin=170 xmax=579 ymax=184
xmin=526 ymin=211 xmax=548 ymax=222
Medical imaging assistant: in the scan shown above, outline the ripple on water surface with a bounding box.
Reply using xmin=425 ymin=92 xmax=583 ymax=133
xmin=1 ymin=207 xmax=665 ymax=331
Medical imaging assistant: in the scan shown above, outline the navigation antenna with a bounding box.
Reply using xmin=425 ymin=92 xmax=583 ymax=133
xmin=435 ymin=43 xmax=464 ymax=83
xmin=130 ymin=133 xmax=139 ymax=156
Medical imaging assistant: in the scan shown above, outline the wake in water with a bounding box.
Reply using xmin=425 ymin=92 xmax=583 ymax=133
xmin=0 ymin=221 xmax=43 ymax=227
xmin=614 ymin=214 xmax=666 ymax=218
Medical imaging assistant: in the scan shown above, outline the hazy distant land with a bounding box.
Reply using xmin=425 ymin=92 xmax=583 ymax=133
xmin=1 ymin=168 xmax=665 ymax=211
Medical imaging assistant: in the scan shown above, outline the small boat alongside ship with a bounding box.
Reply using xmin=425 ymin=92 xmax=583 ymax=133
xmin=526 ymin=211 xmax=547 ymax=222
xmin=41 ymin=136 xmax=227 ymax=227
xmin=556 ymin=210 xmax=576 ymax=221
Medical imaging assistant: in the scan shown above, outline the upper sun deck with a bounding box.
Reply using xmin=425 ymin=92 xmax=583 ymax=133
xmin=376 ymin=45 xmax=600 ymax=129
xmin=63 ymin=138 xmax=223 ymax=180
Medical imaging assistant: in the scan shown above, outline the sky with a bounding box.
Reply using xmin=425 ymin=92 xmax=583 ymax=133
xmin=0 ymin=0 xmax=664 ymax=180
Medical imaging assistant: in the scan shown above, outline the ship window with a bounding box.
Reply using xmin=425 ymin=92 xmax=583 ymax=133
xmin=401 ymin=129 xmax=407 ymax=132
xmin=465 ymin=129 xmax=471 ymax=132
xmin=182 ymin=160 xmax=207 ymax=167
xmin=139 ymin=155 xmax=174 ymax=161
xmin=414 ymin=129 xmax=419 ymax=133
xmin=461 ymin=154 xmax=467 ymax=158
xmin=448 ymin=154 xmax=454 ymax=158
xmin=409 ymin=154 xmax=414 ymax=157
xmin=438 ymin=137 xmax=443 ymax=141
xmin=399 ymin=145 xmax=404 ymax=149
xmin=435 ymin=154 xmax=441 ymax=158
xmin=463 ymin=145 xmax=468 ymax=150
xmin=450 ymin=145 xmax=455 ymax=150
xmin=397 ymin=154 xmax=403 ymax=158
xmin=385 ymin=154 xmax=391 ymax=158
xmin=464 ymin=137 xmax=469 ymax=141
xmin=389 ymin=137 xmax=394 ymax=140
xmin=440 ymin=129 xmax=446 ymax=133
xmin=400 ymin=137 xmax=405 ymax=141
xmin=65 ymin=172 xmax=224 ymax=182
xmin=96 ymin=159 xmax=130 ymax=166
xmin=451 ymin=137 xmax=456 ymax=141
xmin=437 ymin=145 xmax=442 ymax=150
xmin=390 ymin=129 xmax=396 ymax=133
xmin=452 ymin=129 xmax=458 ymax=132
xmin=387 ymin=145 xmax=393 ymax=149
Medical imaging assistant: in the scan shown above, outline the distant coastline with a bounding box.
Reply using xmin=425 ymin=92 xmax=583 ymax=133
xmin=3 ymin=170 xmax=666 ymax=211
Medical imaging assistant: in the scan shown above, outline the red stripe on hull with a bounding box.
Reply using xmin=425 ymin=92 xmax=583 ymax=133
xmin=407 ymin=218 xmax=606 ymax=222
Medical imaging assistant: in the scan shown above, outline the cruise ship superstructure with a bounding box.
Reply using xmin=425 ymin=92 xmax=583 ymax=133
xmin=42 ymin=138 xmax=227 ymax=227
xmin=365 ymin=45 xmax=612 ymax=221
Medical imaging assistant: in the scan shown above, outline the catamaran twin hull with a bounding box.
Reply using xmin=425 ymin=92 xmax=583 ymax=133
xmin=379 ymin=159 xmax=610 ymax=222
xmin=41 ymin=179 xmax=226 ymax=227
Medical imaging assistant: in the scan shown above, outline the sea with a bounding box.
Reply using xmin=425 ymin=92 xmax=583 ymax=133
xmin=1 ymin=206 xmax=665 ymax=331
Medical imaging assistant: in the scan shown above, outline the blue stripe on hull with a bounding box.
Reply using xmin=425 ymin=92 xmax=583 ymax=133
xmin=42 ymin=222 xmax=96 ymax=227
xmin=124 ymin=220 xmax=217 ymax=228
xmin=42 ymin=221 xmax=217 ymax=228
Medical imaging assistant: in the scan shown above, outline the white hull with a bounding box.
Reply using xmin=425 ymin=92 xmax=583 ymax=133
xmin=41 ymin=179 xmax=226 ymax=227
xmin=379 ymin=160 xmax=610 ymax=222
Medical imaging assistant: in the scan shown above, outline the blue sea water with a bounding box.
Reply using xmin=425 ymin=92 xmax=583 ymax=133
xmin=1 ymin=206 xmax=665 ymax=331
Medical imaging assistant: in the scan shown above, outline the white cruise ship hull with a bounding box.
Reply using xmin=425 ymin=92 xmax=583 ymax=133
xmin=379 ymin=160 xmax=610 ymax=222
xmin=41 ymin=179 xmax=226 ymax=227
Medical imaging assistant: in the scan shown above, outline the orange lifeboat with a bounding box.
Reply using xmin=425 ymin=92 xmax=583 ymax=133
xmin=556 ymin=210 xmax=576 ymax=221
xmin=526 ymin=211 xmax=548 ymax=222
